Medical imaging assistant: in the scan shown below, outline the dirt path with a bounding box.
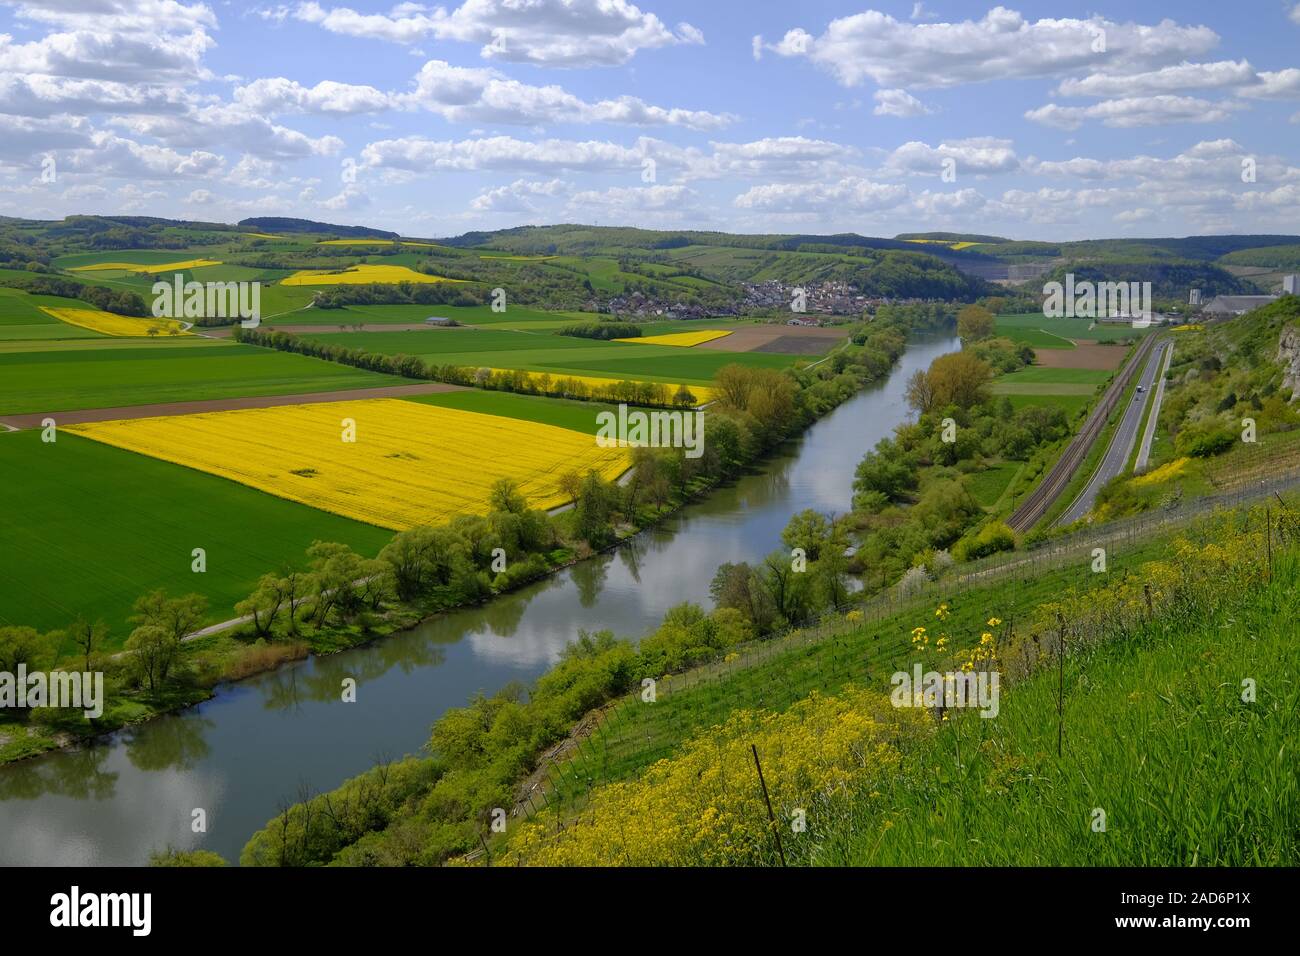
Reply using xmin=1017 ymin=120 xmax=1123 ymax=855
xmin=0 ymin=382 xmax=465 ymax=429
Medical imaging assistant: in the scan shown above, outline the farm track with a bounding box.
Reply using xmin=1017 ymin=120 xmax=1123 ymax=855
xmin=1007 ymin=333 xmax=1161 ymax=533
xmin=0 ymin=382 xmax=465 ymax=429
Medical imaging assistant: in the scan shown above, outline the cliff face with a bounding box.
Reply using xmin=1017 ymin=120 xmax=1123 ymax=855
xmin=1278 ymin=325 xmax=1300 ymax=400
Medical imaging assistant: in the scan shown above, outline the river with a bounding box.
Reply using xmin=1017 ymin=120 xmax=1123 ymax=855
xmin=0 ymin=332 xmax=959 ymax=865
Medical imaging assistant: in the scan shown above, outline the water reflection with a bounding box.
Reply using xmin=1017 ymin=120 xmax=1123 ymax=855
xmin=0 ymin=334 xmax=958 ymax=865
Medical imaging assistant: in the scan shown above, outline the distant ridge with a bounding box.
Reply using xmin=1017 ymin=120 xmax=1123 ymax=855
xmin=238 ymin=217 xmax=399 ymax=239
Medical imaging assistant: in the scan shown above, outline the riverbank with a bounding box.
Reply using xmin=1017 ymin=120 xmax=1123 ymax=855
xmin=0 ymin=320 xmax=923 ymax=767
xmin=0 ymin=330 xmax=961 ymax=865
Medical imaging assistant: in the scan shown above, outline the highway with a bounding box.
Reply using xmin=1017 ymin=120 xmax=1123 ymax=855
xmin=1056 ymin=339 xmax=1172 ymax=526
xmin=1006 ymin=333 xmax=1161 ymax=532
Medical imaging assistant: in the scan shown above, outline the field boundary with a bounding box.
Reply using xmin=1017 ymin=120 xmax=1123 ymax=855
xmin=0 ymin=382 xmax=465 ymax=429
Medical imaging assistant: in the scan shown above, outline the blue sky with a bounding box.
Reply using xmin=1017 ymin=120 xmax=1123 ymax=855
xmin=1 ymin=0 xmax=1298 ymax=240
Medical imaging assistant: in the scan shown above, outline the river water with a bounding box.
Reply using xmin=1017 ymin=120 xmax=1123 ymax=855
xmin=0 ymin=333 xmax=958 ymax=865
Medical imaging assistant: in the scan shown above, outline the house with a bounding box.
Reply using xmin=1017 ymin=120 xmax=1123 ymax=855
xmin=424 ymin=315 xmax=454 ymax=326
xmin=787 ymin=317 xmax=821 ymax=327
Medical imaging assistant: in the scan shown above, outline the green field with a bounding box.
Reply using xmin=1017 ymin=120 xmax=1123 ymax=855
xmin=0 ymin=431 xmax=393 ymax=647
xmin=407 ymin=389 xmax=616 ymax=435
xmin=0 ymin=288 xmax=108 ymax=341
xmin=298 ymin=327 xmax=797 ymax=385
xmin=995 ymin=313 xmax=1150 ymax=348
xmin=0 ymin=340 xmax=404 ymax=414
xmin=267 ymin=303 xmax=602 ymax=330
xmin=967 ymin=460 xmax=1021 ymax=508
xmin=990 ymin=364 xmax=1108 ymax=416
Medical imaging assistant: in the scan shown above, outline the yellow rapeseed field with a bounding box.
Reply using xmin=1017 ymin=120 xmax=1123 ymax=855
xmin=66 ymin=398 xmax=630 ymax=530
xmin=282 ymin=264 xmax=463 ymax=286
xmin=69 ymin=259 xmax=222 ymax=273
xmin=40 ymin=307 xmax=190 ymax=337
xmin=317 ymin=239 xmax=395 ymax=245
xmin=613 ymin=330 xmax=732 ymax=348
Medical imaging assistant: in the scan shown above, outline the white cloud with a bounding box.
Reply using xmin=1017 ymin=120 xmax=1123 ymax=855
xmin=1056 ymin=60 xmax=1255 ymax=97
xmin=232 ymin=62 xmax=734 ymax=130
xmin=763 ymin=8 xmax=1217 ymax=89
xmin=1027 ymin=139 xmax=1300 ymax=187
xmin=112 ymin=105 xmax=344 ymax=160
xmin=470 ymin=177 xmax=567 ymax=212
xmin=0 ymin=73 xmax=196 ymax=117
xmin=886 ymin=137 xmax=1019 ymax=176
xmin=733 ymin=177 xmax=908 ymax=212
xmin=235 ymin=77 xmax=394 ymax=115
xmin=293 ymin=0 xmax=699 ymax=66
xmin=60 ymin=132 xmax=225 ymax=180
xmin=360 ymin=134 xmax=649 ymax=175
xmin=1026 ymin=95 xmax=1239 ymax=130
xmin=1240 ymin=69 xmax=1300 ymax=100
xmin=872 ymin=88 xmax=932 ymax=117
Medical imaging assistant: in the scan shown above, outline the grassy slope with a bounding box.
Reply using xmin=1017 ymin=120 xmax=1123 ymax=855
xmin=821 ymin=552 xmax=1298 ymax=866
xmin=0 ymin=341 xmax=404 ymax=414
xmin=0 ymin=430 xmax=392 ymax=647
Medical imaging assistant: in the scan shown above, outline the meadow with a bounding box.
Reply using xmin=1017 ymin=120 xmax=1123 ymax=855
xmin=995 ymin=313 xmax=1151 ymax=348
xmin=0 ymin=340 xmax=404 ymax=415
xmin=0 ymin=429 xmax=392 ymax=646
xmin=67 ymin=398 xmax=631 ymax=530
xmin=990 ymin=364 xmax=1109 ymax=415
xmin=297 ymin=327 xmax=796 ymax=387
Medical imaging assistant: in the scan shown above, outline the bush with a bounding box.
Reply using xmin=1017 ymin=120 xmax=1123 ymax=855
xmin=953 ymin=522 xmax=1016 ymax=562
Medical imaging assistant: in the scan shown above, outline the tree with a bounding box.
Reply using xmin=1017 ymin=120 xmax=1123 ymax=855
xmin=306 ymin=541 xmax=367 ymax=625
xmin=574 ymin=471 xmax=617 ymax=548
xmin=126 ymin=625 xmax=178 ymax=694
xmin=131 ymin=590 xmax=208 ymax=646
xmin=781 ymin=509 xmax=831 ymax=562
xmin=957 ymin=304 xmax=995 ymax=342
xmin=0 ymin=626 xmax=58 ymax=675
xmin=235 ymin=573 xmax=285 ymax=638
xmin=927 ymin=351 xmax=992 ymax=408
xmin=488 ymin=477 xmax=528 ymax=515
xmin=558 ymin=470 xmax=583 ymax=508
xmin=68 ymin=616 xmax=107 ymax=672
xmin=905 ymin=368 xmax=935 ymax=414
xmin=709 ymin=562 xmax=777 ymax=633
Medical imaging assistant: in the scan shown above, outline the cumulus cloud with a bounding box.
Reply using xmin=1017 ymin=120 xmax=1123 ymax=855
xmin=232 ymin=62 xmax=734 ymax=130
xmin=1055 ymin=60 xmax=1255 ymax=97
xmin=360 ymin=134 xmax=650 ymax=175
xmin=733 ymin=177 xmax=908 ymax=212
xmin=292 ymin=0 xmax=701 ymax=66
xmin=762 ymin=8 xmax=1217 ymax=89
xmin=470 ymin=177 xmax=568 ymax=213
xmin=1028 ymin=139 xmax=1300 ymax=186
xmin=872 ymin=88 xmax=932 ymax=117
xmin=1025 ymin=95 xmax=1240 ymax=130
xmin=114 ymin=105 xmax=344 ymax=160
xmin=885 ymin=137 xmax=1019 ymax=176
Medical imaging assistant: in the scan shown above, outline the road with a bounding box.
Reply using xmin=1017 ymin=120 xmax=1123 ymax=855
xmin=1134 ymin=342 xmax=1174 ymax=471
xmin=1057 ymin=339 xmax=1172 ymax=526
xmin=1006 ymin=333 xmax=1160 ymax=532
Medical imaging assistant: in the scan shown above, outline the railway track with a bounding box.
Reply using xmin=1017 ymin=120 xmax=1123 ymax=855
xmin=1006 ymin=332 xmax=1162 ymax=533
